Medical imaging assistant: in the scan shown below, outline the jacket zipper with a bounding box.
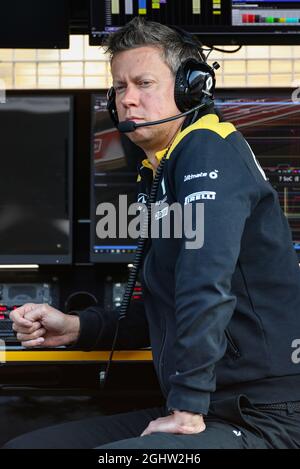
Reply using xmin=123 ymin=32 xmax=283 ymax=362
xmin=225 ymin=329 xmax=241 ymax=359
xmin=142 ymin=247 xmax=152 ymax=293
xmin=142 ymin=246 xmax=168 ymax=395
xmin=158 ymin=315 xmax=168 ymax=396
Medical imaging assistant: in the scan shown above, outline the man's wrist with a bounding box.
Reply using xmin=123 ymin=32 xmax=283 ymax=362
xmin=65 ymin=314 xmax=80 ymax=344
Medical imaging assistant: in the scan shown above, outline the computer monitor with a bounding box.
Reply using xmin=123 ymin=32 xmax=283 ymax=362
xmin=90 ymin=94 xmax=145 ymax=263
xmin=0 ymin=0 xmax=69 ymax=48
xmin=0 ymin=95 xmax=73 ymax=264
xmin=215 ymin=89 xmax=300 ymax=254
xmin=91 ymin=90 xmax=300 ymax=260
xmin=89 ymin=0 xmax=300 ymax=45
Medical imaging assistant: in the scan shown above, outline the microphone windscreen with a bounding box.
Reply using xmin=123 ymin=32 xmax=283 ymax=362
xmin=117 ymin=121 xmax=137 ymax=133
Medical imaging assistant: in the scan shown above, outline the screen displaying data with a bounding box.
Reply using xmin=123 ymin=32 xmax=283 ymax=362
xmin=90 ymin=0 xmax=300 ymax=44
xmin=90 ymin=94 xmax=145 ymax=263
xmin=215 ymin=91 xmax=300 ymax=253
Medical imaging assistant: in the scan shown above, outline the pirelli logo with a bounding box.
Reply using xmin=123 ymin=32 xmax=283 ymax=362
xmin=184 ymin=191 xmax=216 ymax=205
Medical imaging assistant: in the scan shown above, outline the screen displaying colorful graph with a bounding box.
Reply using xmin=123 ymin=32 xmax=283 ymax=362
xmin=90 ymin=0 xmax=300 ymax=45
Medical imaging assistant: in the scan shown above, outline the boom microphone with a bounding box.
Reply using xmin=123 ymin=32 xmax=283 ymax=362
xmin=117 ymin=101 xmax=212 ymax=133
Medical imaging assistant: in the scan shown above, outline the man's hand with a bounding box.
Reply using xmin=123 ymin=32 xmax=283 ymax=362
xmin=10 ymin=303 xmax=80 ymax=348
xmin=141 ymin=410 xmax=206 ymax=436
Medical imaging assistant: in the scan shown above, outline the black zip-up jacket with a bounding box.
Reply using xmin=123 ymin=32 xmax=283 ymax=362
xmin=74 ymin=113 xmax=300 ymax=415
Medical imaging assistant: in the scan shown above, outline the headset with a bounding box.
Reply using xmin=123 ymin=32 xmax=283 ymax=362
xmin=107 ymin=28 xmax=220 ymax=132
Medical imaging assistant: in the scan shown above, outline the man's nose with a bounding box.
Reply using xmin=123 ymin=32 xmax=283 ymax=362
xmin=120 ymin=85 xmax=140 ymax=108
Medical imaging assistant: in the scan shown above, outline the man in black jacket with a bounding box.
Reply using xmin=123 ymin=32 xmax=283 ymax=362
xmin=5 ymin=18 xmax=300 ymax=449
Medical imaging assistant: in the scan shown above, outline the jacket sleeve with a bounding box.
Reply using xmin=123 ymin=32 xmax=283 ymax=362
xmin=166 ymin=129 xmax=260 ymax=415
xmin=68 ymin=300 xmax=150 ymax=351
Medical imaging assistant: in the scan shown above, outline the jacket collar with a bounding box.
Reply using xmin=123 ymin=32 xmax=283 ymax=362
xmin=140 ymin=112 xmax=236 ymax=171
xmin=140 ymin=148 xmax=166 ymax=173
xmin=140 ymin=113 xmax=217 ymax=171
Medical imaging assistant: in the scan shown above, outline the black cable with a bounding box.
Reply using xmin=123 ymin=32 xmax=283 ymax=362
xmin=203 ymin=44 xmax=243 ymax=54
xmin=202 ymin=47 xmax=213 ymax=61
xmin=100 ymin=153 xmax=168 ymax=388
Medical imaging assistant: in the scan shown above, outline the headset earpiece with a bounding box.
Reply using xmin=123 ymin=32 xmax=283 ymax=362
xmin=107 ymin=86 xmax=119 ymax=125
xmin=174 ymin=58 xmax=216 ymax=113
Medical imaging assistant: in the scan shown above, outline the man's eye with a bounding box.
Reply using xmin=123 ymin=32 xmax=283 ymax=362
xmin=140 ymin=81 xmax=151 ymax=87
xmin=115 ymin=85 xmax=125 ymax=93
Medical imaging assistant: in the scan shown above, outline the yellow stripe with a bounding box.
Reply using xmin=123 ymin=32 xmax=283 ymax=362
xmin=5 ymin=350 xmax=153 ymax=362
xmin=139 ymin=9 xmax=147 ymax=14
xmin=166 ymin=114 xmax=236 ymax=159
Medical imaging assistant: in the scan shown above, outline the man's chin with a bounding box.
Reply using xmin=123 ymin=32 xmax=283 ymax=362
xmin=127 ymin=131 xmax=148 ymax=146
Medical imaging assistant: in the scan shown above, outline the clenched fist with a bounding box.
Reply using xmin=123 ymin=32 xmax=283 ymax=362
xmin=10 ymin=303 xmax=80 ymax=348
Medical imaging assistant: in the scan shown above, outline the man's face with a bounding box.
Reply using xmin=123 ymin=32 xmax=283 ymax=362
xmin=111 ymin=46 xmax=184 ymax=153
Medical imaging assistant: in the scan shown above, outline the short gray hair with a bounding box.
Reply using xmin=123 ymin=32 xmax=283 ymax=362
xmin=105 ymin=17 xmax=206 ymax=76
